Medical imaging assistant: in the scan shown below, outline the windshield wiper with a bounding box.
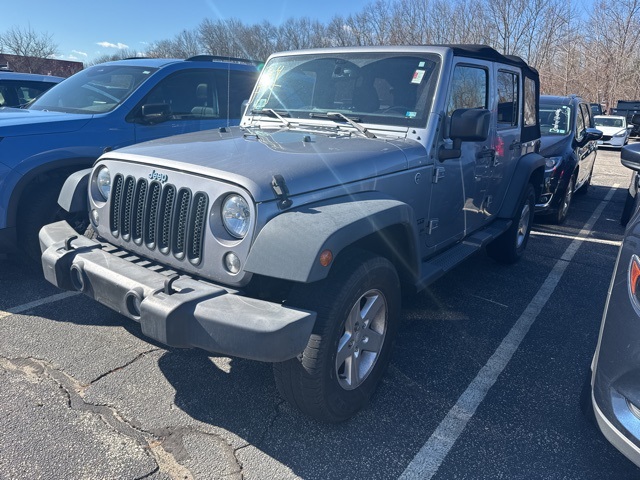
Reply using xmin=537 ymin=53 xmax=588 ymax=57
xmin=251 ymin=108 xmax=291 ymax=127
xmin=310 ymin=111 xmax=376 ymax=139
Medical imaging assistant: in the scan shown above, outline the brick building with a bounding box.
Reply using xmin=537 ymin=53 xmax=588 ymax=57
xmin=0 ymin=54 xmax=83 ymax=77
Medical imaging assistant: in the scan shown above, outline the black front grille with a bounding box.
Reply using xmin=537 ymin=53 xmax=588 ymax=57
xmin=602 ymin=135 xmax=612 ymax=141
xmin=109 ymin=174 xmax=209 ymax=265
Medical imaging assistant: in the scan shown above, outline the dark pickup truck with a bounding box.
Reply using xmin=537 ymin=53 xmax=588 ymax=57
xmin=611 ymin=101 xmax=640 ymax=137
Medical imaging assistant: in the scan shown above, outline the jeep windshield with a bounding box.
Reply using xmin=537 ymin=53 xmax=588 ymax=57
xmin=29 ymin=65 xmax=158 ymax=114
xmin=247 ymin=52 xmax=440 ymax=129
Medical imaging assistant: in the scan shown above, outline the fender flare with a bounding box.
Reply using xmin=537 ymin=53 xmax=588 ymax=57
xmin=244 ymin=192 xmax=420 ymax=284
xmin=57 ymin=168 xmax=92 ymax=213
xmin=497 ymin=152 xmax=546 ymax=219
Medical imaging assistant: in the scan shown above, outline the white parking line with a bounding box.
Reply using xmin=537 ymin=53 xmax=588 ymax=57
xmin=0 ymin=291 xmax=80 ymax=319
xmin=531 ymin=230 xmax=622 ymax=247
xmin=399 ymin=185 xmax=619 ymax=480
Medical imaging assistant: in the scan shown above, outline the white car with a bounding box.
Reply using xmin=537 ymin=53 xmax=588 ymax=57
xmin=595 ymin=115 xmax=630 ymax=148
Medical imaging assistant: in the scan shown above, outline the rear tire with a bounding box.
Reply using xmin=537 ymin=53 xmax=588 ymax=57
xmin=487 ymin=183 xmax=535 ymax=264
xmin=273 ymin=250 xmax=401 ymax=422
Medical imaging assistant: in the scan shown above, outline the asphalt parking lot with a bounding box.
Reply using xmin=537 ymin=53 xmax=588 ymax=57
xmin=2 ymin=143 xmax=640 ymax=480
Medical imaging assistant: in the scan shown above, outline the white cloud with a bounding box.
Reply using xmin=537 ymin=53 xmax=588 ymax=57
xmin=68 ymin=55 xmax=78 ymax=60
xmin=71 ymin=50 xmax=88 ymax=57
xmin=96 ymin=41 xmax=129 ymax=49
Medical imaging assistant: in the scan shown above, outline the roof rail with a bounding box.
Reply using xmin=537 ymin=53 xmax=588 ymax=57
xmin=186 ymin=54 xmax=261 ymax=66
xmin=121 ymin=56 xmax=151 ymax=60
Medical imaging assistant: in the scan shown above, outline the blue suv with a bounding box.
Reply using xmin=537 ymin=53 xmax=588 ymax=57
xmin=0 ymin=56 xmax=259 ymax=259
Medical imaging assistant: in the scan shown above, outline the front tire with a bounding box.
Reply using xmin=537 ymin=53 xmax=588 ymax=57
xmin=487 ymin=183 xmax=535 ymax=264
xmin=552 ymin=175 xmax=575 ymax=224
xmin=273 ymin=250 xmax=401 ymax=422
xmin=18 ymin=182 xmax=89 ymax=263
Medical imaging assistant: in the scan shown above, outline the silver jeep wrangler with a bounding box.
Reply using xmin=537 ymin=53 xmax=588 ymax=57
xmin=40 ymin=45 xmax=544 ymax=422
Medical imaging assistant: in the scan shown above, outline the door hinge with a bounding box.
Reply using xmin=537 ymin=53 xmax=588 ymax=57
xmin=433 ymin=167 xmax=445 ymax=183
xmin=428 ymin=219 xmax=439 ymax=234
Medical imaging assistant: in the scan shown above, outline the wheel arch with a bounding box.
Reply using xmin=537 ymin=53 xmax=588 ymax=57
xmin=497 ymin=152 xmax=545 ymax=219
xmin=244 ymin=192 xmax=420 ymax=285
xmin=7 ymin=158 xmax=95 ymax=229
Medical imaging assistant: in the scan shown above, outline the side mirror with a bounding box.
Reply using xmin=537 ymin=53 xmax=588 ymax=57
xmin=584 ymin=128 xmax=603 ymax=142
xmin=440 ymin=108 xmax=491 ymax=161
xmin=140 ymin=103 xmax=170 ymax=125
xmin=575 ymin=128 xmax=602 ymax=148
xmin=621 ymin=143 xmax=640 ymax=172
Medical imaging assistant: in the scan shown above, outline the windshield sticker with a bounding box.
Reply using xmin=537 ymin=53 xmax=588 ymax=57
xmin=142 ymin=71 xmax=151 ymax=75
xmin=406 ymin=111 xmax=417 ymax=118
xmin=418 ymin=61 xmax=426 ymax=68
xmin=550 ymin=108 xmax=566 ymax=134
xmin=411 ymin=69 xmax=425 ymax=84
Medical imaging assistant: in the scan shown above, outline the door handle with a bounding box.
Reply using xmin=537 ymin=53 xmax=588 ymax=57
xmin=509 ymin=140 xmax=521 ymax=151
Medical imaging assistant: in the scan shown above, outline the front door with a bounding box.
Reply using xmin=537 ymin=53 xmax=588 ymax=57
xmin=425 ymin=59 xmax=494 ymax=249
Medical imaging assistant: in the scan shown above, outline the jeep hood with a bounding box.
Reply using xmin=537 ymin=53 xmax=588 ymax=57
xmin=107 ymin=127 xmax=421 ymax=202
xmin=0 ymin=107 xmax=92 ymax=137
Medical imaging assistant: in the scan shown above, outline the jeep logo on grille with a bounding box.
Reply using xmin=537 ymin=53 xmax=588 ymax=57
xmin=149 ymin=169 xmax=168 ymax=184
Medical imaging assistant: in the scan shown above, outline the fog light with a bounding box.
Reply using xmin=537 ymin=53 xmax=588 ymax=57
xmin=90 ymin=209 xmax=99 ymax=227
xmin=224 ymin=252 xmax=241 ymax=274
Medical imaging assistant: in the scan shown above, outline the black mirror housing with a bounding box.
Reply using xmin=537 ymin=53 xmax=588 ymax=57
xmin=141 ymin=103 xmax=170 ymax=124
xmin=450 ymin=108 xmax=491 ymax=141
xmin=440 ymin=108 xmax=491 ymax=161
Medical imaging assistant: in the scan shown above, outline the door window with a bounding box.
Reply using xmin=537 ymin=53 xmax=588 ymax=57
xmin=497 ymin=70 xmax=519 ymax=128
xmin=447 ymin=65 xmax=488 ymax=116
xmin=141 ymin=70 xmax=220 ymax=120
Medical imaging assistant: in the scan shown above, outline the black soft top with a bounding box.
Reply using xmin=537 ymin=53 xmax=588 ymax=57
xmin=444 ymin=44 xmax=539 ymax=79
xmin=444 ymin=44 xmax=540 ymax=144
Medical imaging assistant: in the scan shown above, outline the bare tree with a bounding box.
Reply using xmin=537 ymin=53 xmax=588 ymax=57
xmin=86 ymin=49 xmax=144 ymax=66
xmin=0 ymin=25 xmax=59 ymax=73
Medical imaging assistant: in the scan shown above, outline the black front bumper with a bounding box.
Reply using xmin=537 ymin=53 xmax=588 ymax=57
xmin=40 ymin=221 xmax=316 ymax=362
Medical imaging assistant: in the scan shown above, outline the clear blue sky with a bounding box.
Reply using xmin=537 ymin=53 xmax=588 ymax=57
xmin=1 ymin=0 xmax=373 ymax=63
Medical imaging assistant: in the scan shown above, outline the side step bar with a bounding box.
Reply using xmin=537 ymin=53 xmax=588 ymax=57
xmin=417 ymin=219 xmax=511 ymax=290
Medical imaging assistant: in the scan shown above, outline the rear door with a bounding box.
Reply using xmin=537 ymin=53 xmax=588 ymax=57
xmin=485 ymin=65 xmax=521 ymax=217
xmin=575 ymin=102 xmax=597 ymax=188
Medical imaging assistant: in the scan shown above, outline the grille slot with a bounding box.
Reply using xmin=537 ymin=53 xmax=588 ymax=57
xmin=132 ymin=179 xmax=148 ymax=244
xmin=109 ymin=174 xmax=208 ymax=265
xmin=121 ymin=176 xmax=136 ymax=241
xmin=110 ymin=174 xmax=125 ymax=236
xmin=144 ymin=181 xmax=162 ymax=249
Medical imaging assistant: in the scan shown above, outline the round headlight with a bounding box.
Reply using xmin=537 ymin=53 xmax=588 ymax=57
xmin=96 ymin=166 xmax=111 ymax=201
xmin=222 ymin=194 xmax=250 ymax=239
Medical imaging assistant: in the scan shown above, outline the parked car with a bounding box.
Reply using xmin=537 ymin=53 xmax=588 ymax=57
xmin=536 ymin=95 xmax=602 ymax=223
xmin=0 ymin=71 xmax=63 ymax=108
xmin=40 ymin=45 xmax=545 ymax=422
xmin=595 ymin=115 xmax=630 ymax=148
xmin=0 ymin=55 xmax=259 ymax=260
xmin=592 ymin=142 xmax=640 ymax=467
